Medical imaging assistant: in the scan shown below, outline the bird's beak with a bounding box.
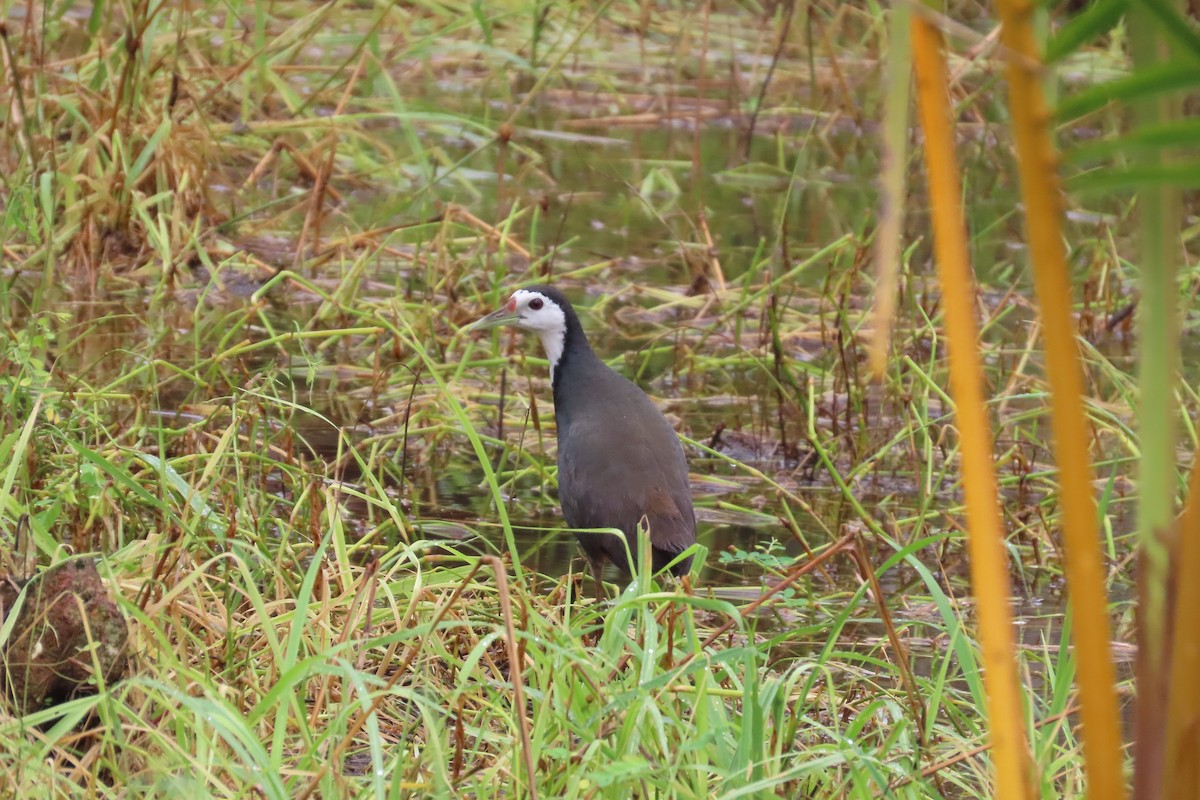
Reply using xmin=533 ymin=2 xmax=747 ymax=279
xmin=469 ymin=306 xmax=520 ymax=331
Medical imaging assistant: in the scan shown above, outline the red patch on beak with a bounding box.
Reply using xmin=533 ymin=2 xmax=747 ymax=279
xmin=507 ymin=298 xmax=517 ymax=311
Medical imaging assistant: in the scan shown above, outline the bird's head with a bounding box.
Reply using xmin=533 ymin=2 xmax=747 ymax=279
xmin=471 ymin=286 xmax=581 ymax=378
xmin=471 ymin=288 xmax=567 ymax=336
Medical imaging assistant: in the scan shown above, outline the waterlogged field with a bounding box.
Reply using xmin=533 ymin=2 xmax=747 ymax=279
xmin=0 ymin=1 xmax=1179 ymax=797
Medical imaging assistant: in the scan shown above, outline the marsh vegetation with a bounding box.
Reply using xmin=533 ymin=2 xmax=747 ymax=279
xmin=1 ymin=1 xmax=1194 ymax=797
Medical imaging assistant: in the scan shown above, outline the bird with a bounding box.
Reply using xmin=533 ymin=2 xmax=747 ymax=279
xmin=472 ymin=285 xmax=696 ymax=594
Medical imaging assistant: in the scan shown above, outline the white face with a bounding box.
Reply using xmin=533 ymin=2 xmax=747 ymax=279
xmin=505 ymin=289 xmax=567 ymax=374
xmin=505 ymin=289 xmax=566 ymax=335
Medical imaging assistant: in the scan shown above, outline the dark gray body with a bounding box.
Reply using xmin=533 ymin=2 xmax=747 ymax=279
xmin=545 ymin=290 xmax=695 ymax=578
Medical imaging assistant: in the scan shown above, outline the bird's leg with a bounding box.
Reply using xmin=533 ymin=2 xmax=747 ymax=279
xmin=589 ymin=556 xmax=605 ymax=604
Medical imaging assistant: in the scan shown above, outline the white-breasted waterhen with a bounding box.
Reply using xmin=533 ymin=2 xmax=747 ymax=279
xmin=472 ymin=286 xmax=696 ymax=592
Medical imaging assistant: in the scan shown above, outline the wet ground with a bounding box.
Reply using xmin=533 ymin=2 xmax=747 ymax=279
xmin=2 ymin=63 xmax=1146 ymax=645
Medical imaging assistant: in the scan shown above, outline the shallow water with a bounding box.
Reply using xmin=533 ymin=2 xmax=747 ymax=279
xmin=2 ymin=41 xmax=1148 ymax=650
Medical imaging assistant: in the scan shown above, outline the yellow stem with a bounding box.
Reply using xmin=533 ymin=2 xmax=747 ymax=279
xmin=910 ymin=15 xmax=1032 ymax=799
xmin=993 ymin=0 xmax=1127 ymax=796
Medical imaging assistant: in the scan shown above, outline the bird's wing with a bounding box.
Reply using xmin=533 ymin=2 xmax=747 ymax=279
xmin=558 ymin=449 xmax=694 ymax=547
xmin=638 ymin=484 xmax=695 ymax=555
xmin=555 ymin=376 xmax=696 ymax=556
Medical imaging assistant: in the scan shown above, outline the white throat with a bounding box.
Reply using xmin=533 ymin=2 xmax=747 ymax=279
xmin=537 ymin=327 xmax=566 ymax=383
xmin=507 ymin=289 xmax=569 ymax=383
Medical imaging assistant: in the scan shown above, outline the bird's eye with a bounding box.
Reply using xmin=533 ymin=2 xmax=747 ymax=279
xmin=529 ymin=298 xmax=544 ymax=310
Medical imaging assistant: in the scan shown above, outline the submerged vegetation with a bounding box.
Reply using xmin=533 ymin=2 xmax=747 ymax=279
xmin=1 ymin=0 xmax=1197 ymax=796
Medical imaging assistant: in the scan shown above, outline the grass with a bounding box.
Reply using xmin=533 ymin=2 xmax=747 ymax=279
xmin=0 ymin=0 xmax=1178 ymax=796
